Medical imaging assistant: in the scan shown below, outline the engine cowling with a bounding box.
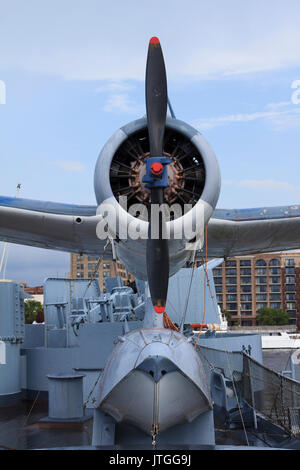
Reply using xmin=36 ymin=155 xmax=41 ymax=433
xmin=94 ymin=117 xmax=221 ymax=280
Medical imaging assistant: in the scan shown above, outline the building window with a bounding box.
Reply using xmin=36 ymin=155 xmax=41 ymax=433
xmin=269 ymin=259 xmax=280 ymax=266
xmin=88 ymin=255 xmax=98 ymax=261
xmin=270 ymin=267 xmax=280 ymax=275
xmin=214 ymin=277 xmax=222 ymax=285
xmin=241 ymin=285 xmax=251 ymax=293
xmin=226 ymin=277 xmax=237 ymax=285
xmin=241 ymin=294 xmax=252 ymax=301
xmin=241 ymin=320 xmax=253 ymax=326
xmin=226 ymin=260 xmax=236 ymax=267
xmin=103 ymin=263 xmax=111 ymax=269
xmin=256 ymin=259 xmax=267 ymax=266
xmin=241 ymin=303 xmax=252 ymax=310
xmin=270 ymin=285 xmax=280 ymax=293
xmin=240 ymin=268 xmax=251 ymax=276
xmin=226 ymin=286 xmax=237 ymax=293
xmin=286 ymin=276 xmax=295 ymax=284
xmin=103 ymin=271 xmax=110 ymax=277
xmin=257 ymin=302 xmax=267 ymax=309
xmin=241 ymin=276 xmax=251 ymax=284
xmin=285 ymin=259 xmax=295 ymax=267
xmin=286 ymin=284 xmax=295 ymax=292
xmin=240 ymin=260 xmax=251 ymax=266
xmin=286 ymin=302 xmax=296 ymax=310
xmin=77 ymin=264 xmax=84 ymax=270
xmin=76 ymin=272 xmax=84 ymax=278
xmin=270 ymin=277 xmax=280 ymax=284
xmin=256 ymin=285 xmax=267 ymax=293
xmin=226 ymin=268 xmax=237 ymax=275
xmin=256 ymin=277 xmax=267 ymax=284
xmin=213 ymin=268 xmax=222 ymax=276
xmin=271 ymin=302 xmax=281 ymax=309
xmin=227 ymin=294 xmax=237 ymax=301
xmin=286 ymin=267 xmax=295 ymax=274
xmin=77 ymin=255 xmax=84 ymax=261
xmin=88 ymin=263 xmax=97 ymax=270
xmin=216 ymin=295 xmax=223 ymax=302
xmin=227 ymin=303 xmax=238 ymax=310
xmin=256 ymin=294 xmax=267 ymax=301
xmin=256 ymin=268 xmax=266 ymax=275
xmin=215 ymin=285 xmax=222 ymax=293
xmin=270 ymin=294 xmax=281 ymax=300
xmin=286 ymin=293 xmax=295 ymax=300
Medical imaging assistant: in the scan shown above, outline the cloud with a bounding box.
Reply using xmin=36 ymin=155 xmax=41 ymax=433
xmin=1 ymin=1 xmax=300 ymax=81
xmin=194 ymin=105 xmax=300 ymax=131
xmin=103 ymin=93 xmax=141 ymax=114
xmin=95 ymin=82 xmax=133 ymax=93
xmin=49 ymin=160 xmax=85 ymax=172
xmin=266 ymin=101 xmax=292 ymax=110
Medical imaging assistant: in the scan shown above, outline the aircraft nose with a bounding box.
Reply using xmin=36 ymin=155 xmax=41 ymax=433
xmin=136 ymin=355 xmax=178 ymax=382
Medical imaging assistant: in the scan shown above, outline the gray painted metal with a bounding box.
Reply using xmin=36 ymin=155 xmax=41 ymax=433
xmin=92 ymin=408 xmax=215 ymax=447
xmin=98 ymin=328 xmax=212 ymax=435
xmin=0 ymin=281 xmax=25 ymax=402
xmin=166 ymin=259 xmax=223 ymax=325
xmin=46 ymin=373 xmax=86 ymax=421
xmin=206 ymin=216 xmax=300 ymax=257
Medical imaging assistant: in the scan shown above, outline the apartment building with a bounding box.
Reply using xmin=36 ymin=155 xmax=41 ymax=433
xmin=69 ymin=253 xmax=134 ymax=292
xmin=212 ymin=252 xmax=300 ymax=326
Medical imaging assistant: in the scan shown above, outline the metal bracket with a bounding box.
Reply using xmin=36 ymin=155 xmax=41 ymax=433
xmin=142 ymin=157 xmax=171 ymax=189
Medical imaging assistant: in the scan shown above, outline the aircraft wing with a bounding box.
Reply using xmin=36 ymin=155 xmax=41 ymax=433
xmin=0 ymin=196 xmax=111 ymax=256
xmin=1 ymin=196 xmax=300 ymax=259
xmin=207 ymin=205 xmax=300 ymax=257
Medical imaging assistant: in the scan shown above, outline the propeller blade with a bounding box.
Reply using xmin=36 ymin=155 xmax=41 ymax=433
xmin=145 ymin=37 xmax=169 ymax=314
xmin=146 ymin=37 xmax=168 ymax=157
xmin=146 ymin=188 xmax=169 ymax=313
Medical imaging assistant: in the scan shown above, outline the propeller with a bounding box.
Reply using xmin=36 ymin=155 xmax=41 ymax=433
xmin=145 ymin=37 xmax=169 ymax=314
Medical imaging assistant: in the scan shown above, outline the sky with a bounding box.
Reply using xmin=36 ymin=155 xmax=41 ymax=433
xmin=0 ymin=0 xmax=300 ymax=284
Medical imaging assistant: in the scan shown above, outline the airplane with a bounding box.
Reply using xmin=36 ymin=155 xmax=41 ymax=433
xmin=1 ymin=37 xmax=300 ymax=444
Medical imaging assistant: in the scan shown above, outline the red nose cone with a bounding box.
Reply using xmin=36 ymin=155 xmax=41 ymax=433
xmin=150 ymin=162 xmax=164 ymax=175
xmin=154 ymin=306 xmax=165 ymax=314
xmin=150 ymin=37 xmax=160 ymax=45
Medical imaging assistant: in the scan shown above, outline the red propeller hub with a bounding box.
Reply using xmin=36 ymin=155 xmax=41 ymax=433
xmin=154 ymin=306 xmax=165 ymax=314
xmin=150 ymin=161 xmax=164 ymax=175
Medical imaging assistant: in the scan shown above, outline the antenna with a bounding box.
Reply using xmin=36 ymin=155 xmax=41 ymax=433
xmin=0 ymin=183 xmax=22 ymax=278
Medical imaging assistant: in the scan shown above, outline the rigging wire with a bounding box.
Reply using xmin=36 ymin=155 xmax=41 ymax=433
xmin=179 ymin=248 xmax=197 ymax=333
xmin=82 ymin=238 xmax=111 ymax=299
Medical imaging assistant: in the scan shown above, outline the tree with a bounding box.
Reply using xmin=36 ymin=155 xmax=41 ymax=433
xmin=24 ymin=300 xmax=43 ymax=324
xmin=256 ymin=307 xmax=290 ymax=326
xmin=221 ymin=308 xmax=232 ymax=322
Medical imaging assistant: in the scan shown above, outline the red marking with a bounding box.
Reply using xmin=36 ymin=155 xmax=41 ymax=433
xmin=150 ymin=162 xmax=163 ymax=175
xmin=150 ymin=37 xmax=160 ymax=45
xmin=154 ymin=306 xmax=165 ymax=314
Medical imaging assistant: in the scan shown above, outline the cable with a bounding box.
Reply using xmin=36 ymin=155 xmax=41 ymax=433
xmin=82 ymin=239 xmax=110 ymax=299
xmin=179 ymin=249 xmax=197 ymax=332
